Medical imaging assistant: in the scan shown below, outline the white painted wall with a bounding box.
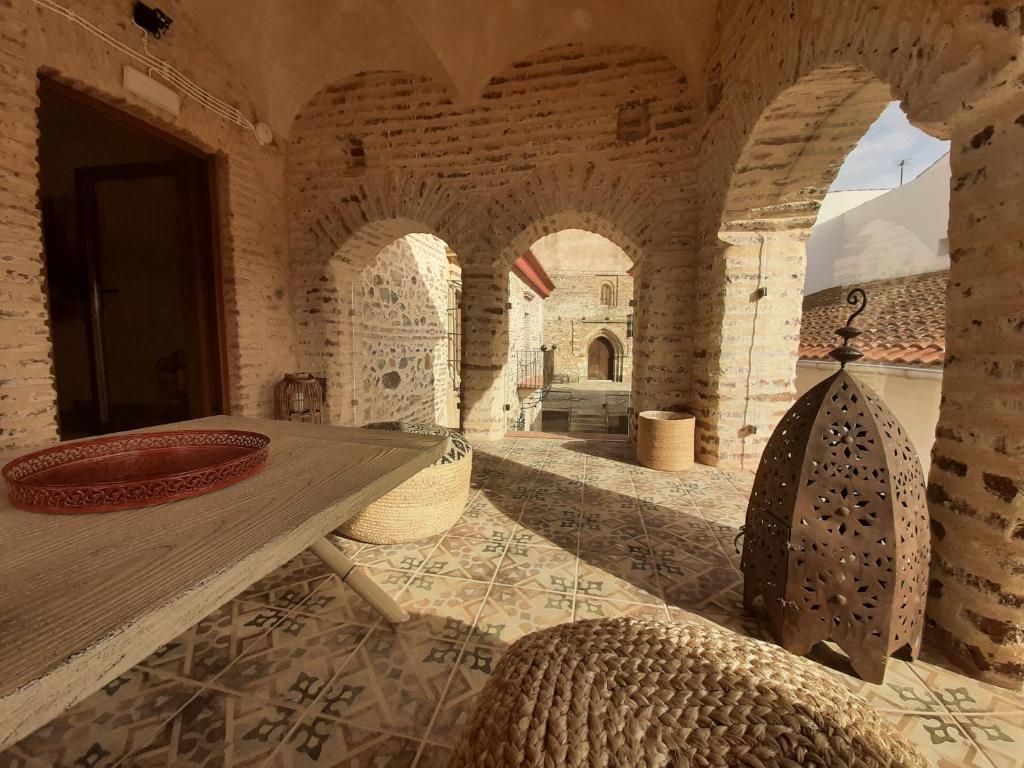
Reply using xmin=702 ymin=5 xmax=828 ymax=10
xmin=805 ymin=153 xmax=950 ymax=294
xmin=795 ymin=362 xmax=942 ymax=476
xmin=814 ymin=189 xmax=888 ymax=224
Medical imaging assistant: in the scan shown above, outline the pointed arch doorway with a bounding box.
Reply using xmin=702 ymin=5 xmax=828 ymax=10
xmin=587 ymin=336 xmax=615 ymax=381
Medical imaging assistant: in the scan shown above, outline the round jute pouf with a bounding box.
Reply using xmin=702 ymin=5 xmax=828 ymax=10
xmin=637 ymin=410 xmax=695 ymax=471
xmin=337 ymin=422 xmax=472 ymax=544
xmin=449 ymin=618 xmax=928 ymax=768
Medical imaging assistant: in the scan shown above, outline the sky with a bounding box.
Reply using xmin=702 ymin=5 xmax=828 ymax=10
xmin=829 ymin=101 xmax=950 ymax=191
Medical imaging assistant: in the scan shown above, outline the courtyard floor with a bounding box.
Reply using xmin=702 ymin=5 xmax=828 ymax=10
xmin=3 ymin=437 xmax=1023 ymax=767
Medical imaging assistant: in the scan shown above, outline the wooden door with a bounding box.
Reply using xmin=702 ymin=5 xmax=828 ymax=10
xmin=588 ymin=337 xmax=614 ymax=380
xmin=74 ymin=162 xmax=223 ymax=433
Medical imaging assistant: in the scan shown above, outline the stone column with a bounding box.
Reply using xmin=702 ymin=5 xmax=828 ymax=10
xmin=694 ymin=228 xmax=808 ymax=468
xmin=927 ymin=98 xmax=1024 ymax=690
xmin=460 ymin=265 xmax=509 ymax=441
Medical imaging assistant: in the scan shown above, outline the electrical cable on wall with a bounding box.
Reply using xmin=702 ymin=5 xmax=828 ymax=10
xmin=31 ymin=0 xmax=273 ymax=145
xmin=738 ymin=231 xmax=768 ymax=470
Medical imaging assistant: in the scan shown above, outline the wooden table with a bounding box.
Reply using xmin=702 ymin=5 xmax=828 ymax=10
xmin=0 ymin=415 xmax=448 ymax=749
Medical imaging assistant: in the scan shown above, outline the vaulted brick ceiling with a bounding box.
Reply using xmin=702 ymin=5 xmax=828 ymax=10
xmin=178 ymin=0 xmax=719 ymax=134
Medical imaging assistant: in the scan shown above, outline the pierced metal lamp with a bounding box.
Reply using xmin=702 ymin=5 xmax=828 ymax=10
xmin=741 ymin=288 xmax=931 ymax=683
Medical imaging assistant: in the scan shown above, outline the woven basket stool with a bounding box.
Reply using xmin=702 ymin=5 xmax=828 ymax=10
xmin=337 ymin=422 xmax=472 ymax=544
xmin=449 ymin=618 xmax=928 ymax=768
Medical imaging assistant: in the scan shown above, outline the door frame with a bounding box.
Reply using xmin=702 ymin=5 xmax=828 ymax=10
xmin=38 ymin=77 xmax=230 ymax=418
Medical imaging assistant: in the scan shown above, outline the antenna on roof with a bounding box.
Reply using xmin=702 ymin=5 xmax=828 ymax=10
xmin=895 ymin=158 xmax=911 ymax=186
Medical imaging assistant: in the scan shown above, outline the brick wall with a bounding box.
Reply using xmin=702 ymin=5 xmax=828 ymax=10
xmin=286 ymin=43 xmax=702 ymax=438
xmin=696 ymin=0 xmax=1024 ymax=688
xmin=0 ymin=0 xmax=296 ymax=452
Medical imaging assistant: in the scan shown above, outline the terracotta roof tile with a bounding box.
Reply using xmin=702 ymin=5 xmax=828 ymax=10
xmin=799 ymin=271 xmax=947 ymax=368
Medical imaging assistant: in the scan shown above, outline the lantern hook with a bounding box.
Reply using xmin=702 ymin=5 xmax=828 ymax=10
xmin=829 ymin=287 xmax=868 ymax=369
xmin=844 ymin=288 xmax=868 ymax=327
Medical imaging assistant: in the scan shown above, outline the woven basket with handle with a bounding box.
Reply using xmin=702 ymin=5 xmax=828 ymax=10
xmin=337 ymin=422 xmax=472 ymax=544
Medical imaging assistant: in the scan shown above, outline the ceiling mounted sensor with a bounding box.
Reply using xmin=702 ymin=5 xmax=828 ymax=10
xmin=132 ymin=1 xmax=172 ymax=38
xmin=254 ymin=123 xmax=274 ymax=146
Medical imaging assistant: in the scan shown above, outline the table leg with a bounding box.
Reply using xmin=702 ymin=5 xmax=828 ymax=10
xmin=308 ymin=538 xmax=409 ymax=624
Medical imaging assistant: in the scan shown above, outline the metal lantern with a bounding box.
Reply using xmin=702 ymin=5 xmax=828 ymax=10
xmin=741 ymin=289 xmax=930 ymax=683
xmin=274 ymin=373 xmax=325 ymax=424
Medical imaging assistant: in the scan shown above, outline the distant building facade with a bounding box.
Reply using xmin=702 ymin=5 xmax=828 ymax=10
xmin=533 ymin=229 xmax=634 ymax=385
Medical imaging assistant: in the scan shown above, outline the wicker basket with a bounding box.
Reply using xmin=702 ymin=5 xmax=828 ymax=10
xmin=636 ymin=410 xmax=695 ymax=471
xmin=337 ymin=422 xmax=473 ymax=544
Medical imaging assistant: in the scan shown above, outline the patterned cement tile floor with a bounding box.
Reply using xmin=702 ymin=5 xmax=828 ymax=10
xmin=3 ymin=437 xmax=1023 ymax=768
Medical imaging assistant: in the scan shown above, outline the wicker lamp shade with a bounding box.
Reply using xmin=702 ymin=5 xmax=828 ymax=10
xmin=274 ymin=373 xmax=324 ymax=424
xmin=741 ymin=289 xmax=930 ymax=683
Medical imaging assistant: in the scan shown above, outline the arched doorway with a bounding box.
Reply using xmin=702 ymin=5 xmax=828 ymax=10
xmin=587 ymin=336 xmax=615 ymax=380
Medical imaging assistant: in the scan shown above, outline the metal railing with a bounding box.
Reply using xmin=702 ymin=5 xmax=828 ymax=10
xmin=516 ymin=346 xmax=554 ymax=391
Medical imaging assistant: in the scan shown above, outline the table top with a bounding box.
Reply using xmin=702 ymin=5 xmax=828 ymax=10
xmin=0 ymin=415 xmax=447 ymax=748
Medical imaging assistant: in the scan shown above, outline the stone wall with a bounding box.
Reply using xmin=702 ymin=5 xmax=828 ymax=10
xmin=0 ymin=0 xmax=296 ymax=452
xmin=544 ymin=271 xmax=633 ymax=384
xmin=350 ymin=234 xmax=450 ymax=426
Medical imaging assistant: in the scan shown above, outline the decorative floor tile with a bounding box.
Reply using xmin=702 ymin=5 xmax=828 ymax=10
xmin=912 ymin=657 xmax=1024 ymax=714
xmin=214 ymin=619 xmax=367 ymax=709
xmin=271 ymin=719 xmax=421 ymax=767
xmin=392 ymin=574 xmax=489 ymax=640
xmin=140 ymin=601 xmax=289 ymax=684
xmin=446 ymin=507 xmax=517 ymax=541
xmin=237 ymin=552 xmax=333 ymax=601
xmin=311 ymin=631 xmax=461 ymax=739
xmin=515 ymin=509 xmax=580 ymax=549
xmin=575 ymin=568 xmax=661 ymax=605
xmin=127 ymin=689 xmax=302 ymax=767
xmin=472 ymin=586 xmax=574 ymax=646
xmin=881 ymin=713 xmax=997 ymax=768
xmin=573 ymin=597 xmax=667 ymax=623
xmin=291 ymin=568 xmax=409 ymax=627
xmin=495 ymin=543 xmax=577 ymax=592
xmin=660 ymin=565 xmax=743 ymax=612
xmin=235 ymin=575 xmax=330 ymax=612
xmin=354 ymin=539 xmax=441 ymax=573
xmin=426 ymin=642 xmax=504 ymax=746
xmin=957 ymin=713 xmax=1023 ymax=768
xmin=422 ymin=537 xmax=506 ymax=581
xmin=837 ymin=660 xmax=947 ymax=714
xmin=5 ymin=438 xmax=1021 ymax=768
xmin=10 ymin=667 xmax=198 ymax=767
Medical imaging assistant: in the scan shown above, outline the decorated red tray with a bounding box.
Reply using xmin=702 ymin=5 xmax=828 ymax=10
xmin=2 ymin=429 xmax=270 ymax=514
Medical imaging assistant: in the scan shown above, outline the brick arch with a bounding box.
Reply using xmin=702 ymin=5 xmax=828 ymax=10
xmin=291 ymin=209 xmax=464 ymax=425
xmin=701 ymin=0 xmax=1018 ymax=239
xmin=719 ymin=64 xmax=894 ymax=230
xmin=482 ymin=164 xmax=663 ymax=274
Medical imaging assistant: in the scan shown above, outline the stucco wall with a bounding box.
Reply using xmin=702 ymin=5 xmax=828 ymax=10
xmin=805 ymin=153 xmax=951 ymax=294
xmin=796 ymin=362 xmax=942 ymax=476
xmin=350 ymin=234 xmax=450 ymax=426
